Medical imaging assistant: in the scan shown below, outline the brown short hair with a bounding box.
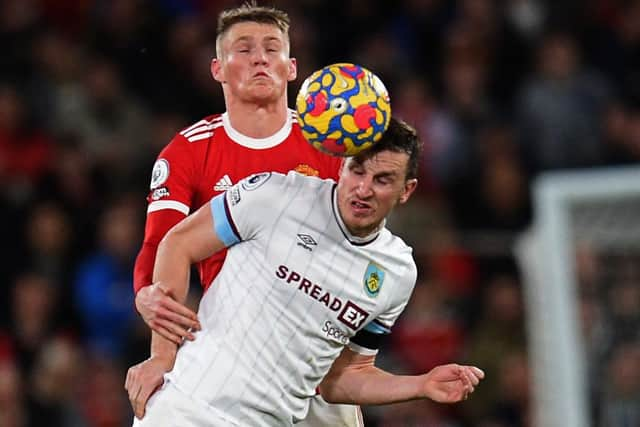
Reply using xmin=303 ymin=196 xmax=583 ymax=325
xmin=216 ymin=1 xmax=290 ymax=57
xmin=353 ymin=118 xmax=423 ymax=180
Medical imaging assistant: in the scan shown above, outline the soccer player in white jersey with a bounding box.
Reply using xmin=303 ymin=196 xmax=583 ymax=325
xmin=125 ymin=118 xmax=485 ymax=426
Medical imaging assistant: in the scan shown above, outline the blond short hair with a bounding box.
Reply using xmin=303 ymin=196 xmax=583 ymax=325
xmin=216 ymin=1 xmax=290 ymax=58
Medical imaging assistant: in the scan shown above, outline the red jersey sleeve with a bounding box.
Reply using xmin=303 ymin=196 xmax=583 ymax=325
xmin=133 ymin=210 xmax=186 ymax=294
xmin=133 ymin=133 xmax=200 ymax=294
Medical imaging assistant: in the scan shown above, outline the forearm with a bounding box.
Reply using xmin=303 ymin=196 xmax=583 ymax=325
xmin=320 ymin=365 xmax=425 ymax=405
xmin=153 ymin=233 xmax=192 ymax=304
xmin=150 ymin=330 xmax=178 ymax=366
xmin=133 ymin=241 xmax=158 ymax=295
xmin=134 ymin=209 xmax=186 ymax=295
xmin=144 ymin=202 xmax=223 ymax=361
xmin=148 ymin=230 xmax=193 ymax=362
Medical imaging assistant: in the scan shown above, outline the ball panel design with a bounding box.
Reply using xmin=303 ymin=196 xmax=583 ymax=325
xmin=296 ymin=63 xmax=391 ymax=157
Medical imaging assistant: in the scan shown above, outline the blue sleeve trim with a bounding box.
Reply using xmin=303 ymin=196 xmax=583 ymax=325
xmin=363 ymin=320 xmax=391 ymax=335
xmin=210 ymin=194 xmax=241 ymax=247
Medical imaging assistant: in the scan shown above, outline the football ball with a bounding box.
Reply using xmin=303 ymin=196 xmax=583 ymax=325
xmin=296 ymin=63 xmax=391 ymax=157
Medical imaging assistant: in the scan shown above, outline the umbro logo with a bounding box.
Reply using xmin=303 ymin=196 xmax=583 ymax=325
xmin=297 ymin=233 xmax=317 ymax=251
xmin=214 ymin=174 xmax=233 ymax=191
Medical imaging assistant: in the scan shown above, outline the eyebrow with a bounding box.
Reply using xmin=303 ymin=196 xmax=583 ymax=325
xmin=349 ymin=162 xmax=399 ymax=178
xmin=231 ymin=35 xmax=282 ymax=44
xmin=374 ymin=171 xmax=399 ymax=179
xmin=230 ymin=35 xmax=253 ymax=45
xmin=263 ymin=36 xmax=283 ymax=45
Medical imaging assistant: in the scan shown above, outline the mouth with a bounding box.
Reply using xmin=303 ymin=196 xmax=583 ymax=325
xmin=350 ymin=199 xmax=372 ymax=215
xmin=253 ymin=71 xmax=270 ymax=79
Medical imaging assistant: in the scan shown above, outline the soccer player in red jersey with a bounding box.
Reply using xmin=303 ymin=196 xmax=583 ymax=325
xmin=129 ymin=3 xmax=363 ymax=426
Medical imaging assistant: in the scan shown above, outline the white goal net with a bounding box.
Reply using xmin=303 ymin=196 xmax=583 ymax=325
xmin=516 ymin=166 xmax=640 ymax=427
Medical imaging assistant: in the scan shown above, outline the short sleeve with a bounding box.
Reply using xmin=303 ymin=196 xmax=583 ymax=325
xmin=349 ymin=256 xmax=417 ymax=355
xmin=147 ymin=134 xmax=198 ymax=215
xmin=208 ymin=172 xmax=288 ymax=247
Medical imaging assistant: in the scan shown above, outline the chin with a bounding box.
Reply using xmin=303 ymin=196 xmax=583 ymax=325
xmin=351 ymin=219 xmax=375 ymax=233
xmin=248 ymin=89 xmax=279 ymax=102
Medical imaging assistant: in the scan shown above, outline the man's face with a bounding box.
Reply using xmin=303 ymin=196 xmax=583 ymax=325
xmin=337 ymin=150 xmax=417 ymax=237
xmin=212 ymin=22 xmax=297 ymax=104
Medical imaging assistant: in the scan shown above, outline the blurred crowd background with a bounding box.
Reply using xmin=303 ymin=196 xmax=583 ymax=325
xmin=1 ymin=0 xmax=639 ymax=426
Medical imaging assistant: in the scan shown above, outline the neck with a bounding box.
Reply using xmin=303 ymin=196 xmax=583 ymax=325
xmin=332 ymin=187 xmax=385 ymax=244
xmin=347 ymin=221 xmax=384 ymax=239
xmin=224 ymin=97 xmax=289 ymax=138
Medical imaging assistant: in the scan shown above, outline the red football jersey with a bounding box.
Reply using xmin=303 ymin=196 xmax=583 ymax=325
xmin=134 ymin=109 xmax=342 ymax=293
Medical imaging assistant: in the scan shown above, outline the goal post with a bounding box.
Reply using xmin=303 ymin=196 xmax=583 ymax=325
xmin=515 ymin=166 xmax=640 ymax=427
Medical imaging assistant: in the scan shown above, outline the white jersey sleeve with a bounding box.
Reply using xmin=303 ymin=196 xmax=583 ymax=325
xmin=209 ymin=171 xmax=290 ymax=246
xmin=348 ymin=234 xmax=417 ymax=356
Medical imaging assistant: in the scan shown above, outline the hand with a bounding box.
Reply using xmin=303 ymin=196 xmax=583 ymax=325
xmin=136 ymin=284 xmax=201 ymax=344
xmin=125 ymin=356 xmax=173 ymax=419
xmin=421 ymin=364 xmax=484 ymax=403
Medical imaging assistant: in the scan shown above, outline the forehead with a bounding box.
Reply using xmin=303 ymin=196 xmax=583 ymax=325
xmin=346 ymin=151 xmax=409 ymax=176
xmin=222 ymin=21 xmax=286 ymax=45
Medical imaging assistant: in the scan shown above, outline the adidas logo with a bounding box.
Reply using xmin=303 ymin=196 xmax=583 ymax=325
xmin=214 ymin=174 xmax=233 ymax=191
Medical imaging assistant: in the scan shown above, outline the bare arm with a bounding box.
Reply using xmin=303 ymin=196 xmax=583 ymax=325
xmin=148 ymin=200 xmax=227 ymax=363
xmin=319 ymin=348 xmax=484 ymax=406
xmin=149 ymin=199 xmax=225 ymax=351
xmin=134 ymin=209 xmax=201 ymax=344
xmin=126 ymin=202 xmax=227 ymax=418
xmin=152 ymin=202 xmax=224 ymax=305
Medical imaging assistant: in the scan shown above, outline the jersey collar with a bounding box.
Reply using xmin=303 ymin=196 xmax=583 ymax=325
xmin=221 ymin=111 xmax=292 ymax=149
xmin=331 ymin=185 xmax=383 ymax=246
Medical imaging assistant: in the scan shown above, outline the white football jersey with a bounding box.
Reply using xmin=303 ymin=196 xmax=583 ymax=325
xmin=166 ymin=171 xmax=417 ymax=426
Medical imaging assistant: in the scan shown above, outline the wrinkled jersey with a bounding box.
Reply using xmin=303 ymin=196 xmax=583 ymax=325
xmin=167 ymin=171 xmax=417 ymax=426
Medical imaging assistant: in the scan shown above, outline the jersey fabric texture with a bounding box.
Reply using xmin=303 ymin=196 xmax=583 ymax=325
xmin=162 ymin=171 xmax=417 ymax=427
xmin=134 ymin=382 xmax=365 ymax=427
xmin=133 ymin=110 xmax=342 ymax=293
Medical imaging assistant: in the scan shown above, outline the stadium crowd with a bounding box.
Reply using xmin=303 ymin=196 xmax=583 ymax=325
xmin=0 ymin=0 xmax=639 ymax=426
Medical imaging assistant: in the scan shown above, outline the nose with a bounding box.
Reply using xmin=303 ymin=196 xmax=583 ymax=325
xmin=355 ymin=176 xmax=373 ymax=198
xmin=251 ymin=47 xmax=268 ymax=65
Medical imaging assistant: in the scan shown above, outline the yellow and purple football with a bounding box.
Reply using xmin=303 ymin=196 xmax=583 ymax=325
xmin=296 ymin=63 xmax=391 ymax=157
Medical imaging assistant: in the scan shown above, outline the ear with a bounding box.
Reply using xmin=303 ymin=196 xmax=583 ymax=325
xmin=211 ymin=58 xmax=225 ymax=83
xmin=287 ymin=57 xmax=297 ymax=82
xmin=398 ymin=179 xmax=417 ymax=204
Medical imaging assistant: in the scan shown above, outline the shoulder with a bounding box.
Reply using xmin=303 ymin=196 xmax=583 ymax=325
xmin=229 ymin=171 xmax=333 ymax=213
xmin=380 ymin=228 xmax=413 ymax=253
xmin=237 ymin=170 xmax=332 ymax=195
xmin=176 ymin=114 xmax=224 ymax=143
xmin=284 ymin=169 xmax=332 ymax=186
xmin=289 ymin=108 xmax=300 ymax=127
xmin=378 ymin=230 xmax=417 ymax=275
xmin=157 ymin=114 xmax=224 ymax=159
xmin=281 ymin=170 xmax=336 ymax=201
xmin=374 ymin=232 xmax=417 ymax=310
